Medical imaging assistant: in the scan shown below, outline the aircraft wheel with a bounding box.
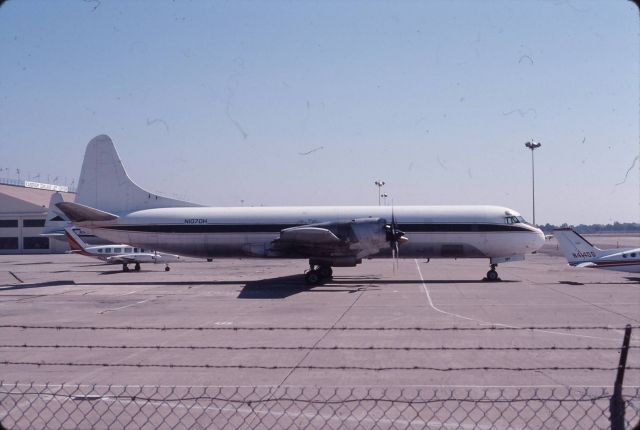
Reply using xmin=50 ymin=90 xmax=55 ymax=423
xmin=123 ymin=264 xmax=129 ymax=272
xmin=134 ymin=263 xmax=141 ymax=272
xmin=165 ymin=266 xmax=170 ymax=272
xmin=486 ymin=269 xmax=499 ymax=281
xmin=305 ymin=270 xmax=322 ymax=285
xmin=318 ymin=265 xmax=333 ymax=279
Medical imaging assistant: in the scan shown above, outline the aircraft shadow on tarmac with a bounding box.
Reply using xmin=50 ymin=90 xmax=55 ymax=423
xmin=0 ymin=280 xmax=76 ymax=291
xmin=237 ymin=275 xmax=378 ymax=299
xmin=558 ymin=278 xmax=640 ymax=286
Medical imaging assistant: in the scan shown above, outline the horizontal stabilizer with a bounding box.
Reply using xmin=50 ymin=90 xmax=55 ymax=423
xmin=576 ymin=262 xmax=597 ymax=268
xmin=41 ymin=231 xmax=65 ymax=237
xmin=56 ymin=202 xmax=119 ymax=223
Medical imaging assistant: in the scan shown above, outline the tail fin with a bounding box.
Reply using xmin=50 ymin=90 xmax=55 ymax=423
xmin=76 ymin=135 xmax=200 ymax=214
xmin=42 ymin=192 xmax=71 ymax=236
xmin=56 ymin=201 xmax=119 ymax=223
xmin=553 ymin=228 xmax=602 ymax=264
xmin=63 ymin=227 xmax=89 ymax=253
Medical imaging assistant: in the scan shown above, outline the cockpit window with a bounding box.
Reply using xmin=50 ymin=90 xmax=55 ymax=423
xmin=504 ymin=216 xmax=520 ymax=224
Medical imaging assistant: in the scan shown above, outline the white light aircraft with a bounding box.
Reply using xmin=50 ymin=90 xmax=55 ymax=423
xmin=62 ymin=227 xmax=180 ymax=272
xmin=54 ymin=135 xmax=545 ymax=284
xmin=42 ymin=193 xmax=180 ymax=272
xmin=554 ymin=228 xmax=640 ymax=273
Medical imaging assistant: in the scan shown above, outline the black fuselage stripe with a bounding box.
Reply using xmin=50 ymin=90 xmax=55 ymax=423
xmin=102 ymin=223 xmax=532 ymax=234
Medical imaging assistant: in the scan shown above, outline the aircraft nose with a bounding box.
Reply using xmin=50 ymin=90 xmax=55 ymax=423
xmin=532 ymin=227 xmax=545 ymax=251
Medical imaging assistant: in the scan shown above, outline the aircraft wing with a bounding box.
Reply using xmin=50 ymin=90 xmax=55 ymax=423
xmin=269 ymin=218 xmax=406 ymax=260
xmin=106 ymin=254 xmax=156 ymax=264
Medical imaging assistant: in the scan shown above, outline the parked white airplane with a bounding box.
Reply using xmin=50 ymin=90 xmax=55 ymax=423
xmin=54 ymin=135 xmax=544 ymax=284
xmin=64 ymin=227 xmax=180 ymax=272
xmin=42 ymin=193 xmax=181 ymax=272
xmin=554 ymin=228 xmax=640 ymax=273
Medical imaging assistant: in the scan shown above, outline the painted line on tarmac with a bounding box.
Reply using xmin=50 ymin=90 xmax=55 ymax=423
xmin=98 ymin=299 xmax=152 ymax=315
xmin=414 ymin=259 xmax=618 ymax=342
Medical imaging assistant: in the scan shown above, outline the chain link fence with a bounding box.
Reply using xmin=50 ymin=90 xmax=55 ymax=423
xmin=1 ymin=383 xmax=639 ymax=429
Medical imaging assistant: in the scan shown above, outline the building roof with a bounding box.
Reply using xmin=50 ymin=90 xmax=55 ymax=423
xmin=0 ymin=183 xmax=75 ymax=210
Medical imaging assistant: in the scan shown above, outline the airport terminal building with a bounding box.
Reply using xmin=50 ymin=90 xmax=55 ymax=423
xmin=0 ymin=180 xmax=75 ymax=254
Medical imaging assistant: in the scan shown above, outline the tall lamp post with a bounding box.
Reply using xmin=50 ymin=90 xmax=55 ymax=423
xmin=524 ymin=140 xmax=542 ymax=225
xmin=381 ymin=193 xmax=389 ymax=206
xmin=374 ymin=180 xmax=386 ymax=206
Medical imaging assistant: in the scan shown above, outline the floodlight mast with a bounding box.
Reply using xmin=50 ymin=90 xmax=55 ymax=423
xmin=524 ymin=140 xmax=542 ymax=225
xmin=374 ymin=180 xmax=386 ymax=206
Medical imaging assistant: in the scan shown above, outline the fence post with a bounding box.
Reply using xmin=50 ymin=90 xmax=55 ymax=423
xmin=610 ymin=324 xmax=632 ymax=430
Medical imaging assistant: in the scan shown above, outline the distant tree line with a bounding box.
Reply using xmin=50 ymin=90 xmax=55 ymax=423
xmin=539 ymin=222 xmax=640 ymax=234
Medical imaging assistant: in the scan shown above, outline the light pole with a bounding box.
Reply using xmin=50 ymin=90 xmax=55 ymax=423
xmin=524 ymin=140 xmax=542 ymax=225
xmin=374 ymin=180 xmax=386 ymax=206
xmin=381 ymin=193 xmax=389 ymax=206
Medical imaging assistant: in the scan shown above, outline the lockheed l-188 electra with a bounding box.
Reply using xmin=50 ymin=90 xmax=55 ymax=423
xmin=50 ymin=135 xmax=545 ymax=284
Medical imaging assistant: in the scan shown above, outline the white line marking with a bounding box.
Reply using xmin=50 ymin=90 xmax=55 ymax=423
xmin=98 ymin=299 xmax=151 ymax=314
xmin=119 ymin=291 xmax=137 ymax=296
xmin=414 ymin=259 xmax=620 ymax=342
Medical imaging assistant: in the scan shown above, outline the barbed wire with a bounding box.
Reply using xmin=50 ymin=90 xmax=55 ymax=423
xmin=2 ymin=360 xmax=638 ymax=371
xmin=1 ymin=344 xmax=636 ymax=351
xmin=0 ymin=386 xmax=618 ymax=405
xmin=1 ymin=324 xmax=637 ymax=331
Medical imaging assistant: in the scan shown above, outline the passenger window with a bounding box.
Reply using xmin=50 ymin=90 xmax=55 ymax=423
xmin=105 ymin=248 xmax=111 ymax=253
xmin=97 ymin=249 xmax=102 ymax=253
xmin=124 ymin=248 xmax=131 ymax=253
xmin=133 ymin=248 xmax=138 ymax=253
xmin=114 ymin=248 xmax=121 ymax=253
xmin=622 ymin=254 xmax=627 ymax=258
xmin=631 ymin=253 xmax=637 ymax=258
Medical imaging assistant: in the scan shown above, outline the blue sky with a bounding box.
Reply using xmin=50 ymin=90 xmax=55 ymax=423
xmin=0 ymin=0 xmax=638 ymax=225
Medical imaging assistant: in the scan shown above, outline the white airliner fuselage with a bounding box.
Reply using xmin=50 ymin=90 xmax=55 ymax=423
xmin=83 ymin=205 xmax=543 ymax=262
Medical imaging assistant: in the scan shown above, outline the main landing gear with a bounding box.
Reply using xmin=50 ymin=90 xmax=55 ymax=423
xmin=304 ymin=263 xmax=333 ymax=285
xmin=122 ymin=263 xmax=141 ymax=272
xmin=164 ymin=264 xmax=171 ymax=272
xmin=485 ymin=264 xmax=500 ymax=282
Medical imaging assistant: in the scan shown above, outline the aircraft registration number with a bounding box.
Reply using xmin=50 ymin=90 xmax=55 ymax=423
xmin=572 ymin=251 xmax=596 ymax=258
xmin=185 ymin=218 xmax=208 ymax=224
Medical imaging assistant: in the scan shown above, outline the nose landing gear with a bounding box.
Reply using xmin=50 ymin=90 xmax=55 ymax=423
xmin=485 ymin=264 xmax=500 ymax=282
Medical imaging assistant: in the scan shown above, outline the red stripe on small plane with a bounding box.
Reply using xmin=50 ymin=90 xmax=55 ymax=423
xmin=64 ymin=231 xmax=94 ymax=257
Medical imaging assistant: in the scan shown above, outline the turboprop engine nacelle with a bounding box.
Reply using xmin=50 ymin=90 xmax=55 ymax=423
xmin=348 ymin=218 xmax=388 ymax=248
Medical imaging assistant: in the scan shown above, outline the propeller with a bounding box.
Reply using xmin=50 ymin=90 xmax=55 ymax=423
xmin=384 ymin=205 xmax=408 ymax=271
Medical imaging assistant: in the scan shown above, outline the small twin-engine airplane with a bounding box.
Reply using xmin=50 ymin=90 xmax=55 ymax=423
xmin=63 ymin=227 xmax=180 ymax=272
xmin=554 ymin=228 xmax=640 ymax=273
xmin=53 ymin=135 xmax=544 ymax=284
xmin=43 ymin=194 xmax=180 ymax=272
